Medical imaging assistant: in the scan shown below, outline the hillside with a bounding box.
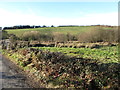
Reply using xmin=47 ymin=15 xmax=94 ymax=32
xmin=5 ymin=26 xmax=117 ymax=37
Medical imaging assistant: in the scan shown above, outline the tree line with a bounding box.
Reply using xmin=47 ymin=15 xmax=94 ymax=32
xmin=2 ymin=25 xmax=50 ymax=30
xmin=2 ymin=25 xmax=116 ymax=30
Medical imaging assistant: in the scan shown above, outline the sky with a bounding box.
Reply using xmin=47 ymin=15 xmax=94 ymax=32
xmin=0 ymin=1 xmax=118 ymax=27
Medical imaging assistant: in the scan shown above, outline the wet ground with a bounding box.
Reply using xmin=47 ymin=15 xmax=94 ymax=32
xmin=0 ymin=53 xmax=30 ymax=89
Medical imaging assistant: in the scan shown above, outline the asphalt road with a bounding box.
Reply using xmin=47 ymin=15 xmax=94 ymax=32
xmin=0 ymin=53 xmax=30 ymax=89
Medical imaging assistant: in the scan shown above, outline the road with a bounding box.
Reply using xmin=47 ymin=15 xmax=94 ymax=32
xmin=0 ymin=53 xmax=30 ymax=89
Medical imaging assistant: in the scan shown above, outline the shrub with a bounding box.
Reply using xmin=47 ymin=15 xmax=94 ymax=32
xmin=2 ymin=30 xmax=9 ymax=39
xmin=9 ymin=34 xmax=19 ymax=42
xmin=21 ymin=31 xmax=40 ymax=41
xmin=21 ymin=31 xmax=54 ymax=42
xmin=77 ymin=27 xmax=118 ymax=43
xmin=53 ymin=32 xmax=68 ymax=42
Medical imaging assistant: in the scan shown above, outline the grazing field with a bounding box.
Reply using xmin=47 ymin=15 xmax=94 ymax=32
xmin=6 ymin=26 xmax=116 ymax=37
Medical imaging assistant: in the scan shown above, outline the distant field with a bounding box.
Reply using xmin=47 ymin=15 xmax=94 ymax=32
xmin=6 ymin=26 xmax=116 ymax=37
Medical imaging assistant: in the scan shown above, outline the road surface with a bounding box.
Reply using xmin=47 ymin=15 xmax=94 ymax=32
xmin=0 ymin=53 xmax=30 ymax=89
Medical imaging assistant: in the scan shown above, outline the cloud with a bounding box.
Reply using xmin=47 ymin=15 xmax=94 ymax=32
xmin=77 ymin=12 xmax=118 ymax=26
xmin=0 ymin=8 xmax=118 ymax=27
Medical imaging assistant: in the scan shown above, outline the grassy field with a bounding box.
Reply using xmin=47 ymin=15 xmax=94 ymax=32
xmin=32 ymin=46 xmax=118 ymax=63
xmin=6 ymin=26 xmax=116 ymax=37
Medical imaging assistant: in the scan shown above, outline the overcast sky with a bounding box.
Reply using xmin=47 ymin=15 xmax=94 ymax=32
xmin=0 ymin=1 xmax=118 ymax=27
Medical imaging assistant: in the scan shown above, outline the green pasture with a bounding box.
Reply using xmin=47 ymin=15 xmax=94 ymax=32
xmin=5 ymin=26 xmax=115 ymax=37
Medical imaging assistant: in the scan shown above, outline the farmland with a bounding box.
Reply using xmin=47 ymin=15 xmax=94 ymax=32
xmin=6 ymin=26 xmax=117 ymax=37
xmin=1 ymin=25 xmax=119 ymax=89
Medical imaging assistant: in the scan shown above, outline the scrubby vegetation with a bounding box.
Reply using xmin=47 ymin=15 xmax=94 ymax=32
xmin=2 ymin=47 xmax=119 ymax=89
xmin=33 ymin=46 xmax=118 ymax=63
xmin=5 ymin=26 xmax=118 ymax=43
xmin=2 ymin=30 xmax=9 ymax=39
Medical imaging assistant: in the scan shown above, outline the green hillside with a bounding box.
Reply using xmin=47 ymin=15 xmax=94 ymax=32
xmin=6 ymin=26 xmax=116 ymax=37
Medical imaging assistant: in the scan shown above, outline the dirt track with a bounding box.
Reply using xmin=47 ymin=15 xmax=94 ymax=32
xmin=0 ymin=53 xmax=30 ymax=89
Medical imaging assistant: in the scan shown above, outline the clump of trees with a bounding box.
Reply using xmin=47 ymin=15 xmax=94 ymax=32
xmin=3 ymin=25 xmax=41 ymax=30
xmin=2 ymin=25 xmax=56 ymax=30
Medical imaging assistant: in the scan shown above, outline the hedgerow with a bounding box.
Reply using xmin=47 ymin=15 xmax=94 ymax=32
xmin=3 ymin=48 xmax=119 ymax=89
